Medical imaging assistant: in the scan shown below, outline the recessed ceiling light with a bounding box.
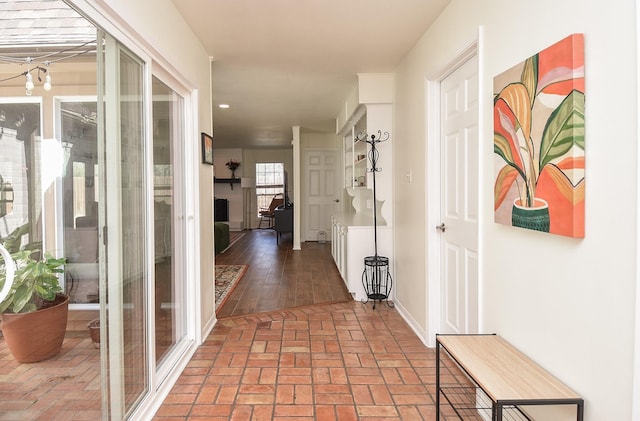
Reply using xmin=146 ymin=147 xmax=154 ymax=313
xmin=219 ymin=104 xmax=230 ymax=109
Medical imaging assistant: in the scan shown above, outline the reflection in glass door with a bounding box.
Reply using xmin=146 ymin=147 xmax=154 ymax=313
xmin=119 ymin=47 xmax=148 ymax=416
xmin=152 ymin=76 xmax=186 ymax=371
xmin=101 ymin=33 xmax=149 ymax=417
xmin=56 ymin=99 xmax=99 ymax=306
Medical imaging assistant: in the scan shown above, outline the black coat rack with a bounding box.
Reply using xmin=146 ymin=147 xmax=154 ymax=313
xmin=357 ymin=130 xmax=393 ymax=309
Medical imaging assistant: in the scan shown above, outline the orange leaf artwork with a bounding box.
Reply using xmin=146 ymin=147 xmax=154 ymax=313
xmin=493 ymin=34 xmax=585 ymax=238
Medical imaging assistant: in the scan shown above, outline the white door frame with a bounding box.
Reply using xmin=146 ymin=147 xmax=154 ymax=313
xmin=425 ymin=32 xmax=483 ymax=348
xmin=632 ymin=2 xmax=640 ymax=419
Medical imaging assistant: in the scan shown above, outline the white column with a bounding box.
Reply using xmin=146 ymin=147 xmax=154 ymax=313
xmin=292 ymin=126 xmax=301 ymax=250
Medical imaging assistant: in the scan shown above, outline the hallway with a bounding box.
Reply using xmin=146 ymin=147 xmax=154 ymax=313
xmin=154 ymin=230 xmax=466 ymax=420
xmin=214 ymin=229 xmax=353 ymax=318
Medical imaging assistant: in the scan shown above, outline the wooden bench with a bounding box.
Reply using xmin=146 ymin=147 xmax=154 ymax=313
xmin=436 ymin=334 xmax=584 ymax=421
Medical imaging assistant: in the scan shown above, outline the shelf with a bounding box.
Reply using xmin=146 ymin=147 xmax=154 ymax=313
xmin=214 ymin=178 xmax=241 ymax=184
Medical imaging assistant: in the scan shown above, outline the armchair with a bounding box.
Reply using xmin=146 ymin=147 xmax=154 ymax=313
xmin=258 ymin=193 xmax=284 ymax=228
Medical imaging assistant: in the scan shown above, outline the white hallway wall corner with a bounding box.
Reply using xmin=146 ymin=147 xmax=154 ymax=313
xmin=392 ymin=0 xmax=639 ymax=419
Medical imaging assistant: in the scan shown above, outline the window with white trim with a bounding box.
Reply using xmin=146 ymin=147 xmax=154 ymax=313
xmin=255 ymin=162 xmax=284 ymax=214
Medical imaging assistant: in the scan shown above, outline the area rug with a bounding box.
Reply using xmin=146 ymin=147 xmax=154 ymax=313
xmin=215 ymin=264 xmax=248 ymax=313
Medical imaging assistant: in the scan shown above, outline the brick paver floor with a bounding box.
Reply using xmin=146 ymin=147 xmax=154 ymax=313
xmin=154 ymin=301 xmax=455 ymax=420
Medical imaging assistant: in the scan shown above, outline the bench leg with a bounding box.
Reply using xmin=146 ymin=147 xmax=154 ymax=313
xmin=436 ymin=342 xmax=441 ymax=421
xmin=577 ymin=402 xmax=584 ymax=421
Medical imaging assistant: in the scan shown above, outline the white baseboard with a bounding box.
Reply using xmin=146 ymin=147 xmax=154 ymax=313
xmin=393 ymin=299 xmax=429 ymax=346
xmin=200 ymin=314 xmax=218 ymax=344
xmin=228 ymin=220 xmax=243 ymax=230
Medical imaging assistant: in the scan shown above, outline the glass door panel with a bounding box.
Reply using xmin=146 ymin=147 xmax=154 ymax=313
xmin=119 ymin=49 xmax=148 ymax=415
xmin=0 ymin=100 xmax=42 ymax=245
xmin=152 ymin=76 xmax=186 ymax=368
xmin=56 ymin=99 xmax=99 ymax=305
xmin=100 ymin=32 xmax=149 ymax=418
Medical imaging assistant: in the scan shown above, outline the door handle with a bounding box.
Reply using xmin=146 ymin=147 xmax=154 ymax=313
xmin=436 ymin=223 xmax=446 ymax=232
xmin=334 ymin=199 xmax=340 ymax=202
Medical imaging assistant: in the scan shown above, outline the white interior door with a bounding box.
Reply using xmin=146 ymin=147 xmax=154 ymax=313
xmin=304 ymin=150 xmax=340 ymax=242
xmin=438 ymin=54 xmax=479 ymax=335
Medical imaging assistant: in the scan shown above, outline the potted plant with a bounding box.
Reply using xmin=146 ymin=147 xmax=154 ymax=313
xmin=0 ymin=227 xmax=69 ymax=363
xmin=226 ymin=159 xmax=240 ymax=179
xmin=87 ymin=318 xmax=100 ymax=348
xmin=225 ymin=160 xmax=241 ymax=189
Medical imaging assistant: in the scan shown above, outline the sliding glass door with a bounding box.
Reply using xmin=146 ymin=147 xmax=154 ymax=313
xmin=152 ymin=75 xmax=187 ymax=375
xmin=0 ymin=2 xmax=194 ymax=418
xmin=100 ymin=32 xmax=149 ymax=418
xmin=98 ymin=30 xmax=191 ymax=419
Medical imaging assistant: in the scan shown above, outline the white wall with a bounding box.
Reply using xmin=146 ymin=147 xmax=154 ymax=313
xmin=393 ymin=0 xmax=637 ymax=419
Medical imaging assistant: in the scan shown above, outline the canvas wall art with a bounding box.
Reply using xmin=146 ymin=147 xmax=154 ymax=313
xmin=493 ymin=33 xmax=585 ymax=237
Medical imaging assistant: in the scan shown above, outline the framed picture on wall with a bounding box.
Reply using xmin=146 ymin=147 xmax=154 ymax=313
xmin=493 ymin=34 xmax=585 ymax=238
xmin=201 ymin=132 xmax=213 ymax=165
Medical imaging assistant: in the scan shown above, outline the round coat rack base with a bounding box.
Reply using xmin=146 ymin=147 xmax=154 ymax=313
xmin=362 ymin=255 xmax=393 ymax=309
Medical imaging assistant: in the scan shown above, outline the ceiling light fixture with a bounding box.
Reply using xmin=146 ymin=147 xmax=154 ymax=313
xmin=43 ymin=73 xmax=52 ymax=91
xmin=24 ymin=57 xmax=34 ymax=94
xmin=219 ymin=104 xmax=230 ymax=109
xmin=25 ymin=72 xmax=34 ymax=91
xmin=43 ymin=62 xmax=52 ymax=91
xmin=0 ymin=43 xmax=96 ymax=95
xmin=21 ymin=59 xmax=52 ymax=95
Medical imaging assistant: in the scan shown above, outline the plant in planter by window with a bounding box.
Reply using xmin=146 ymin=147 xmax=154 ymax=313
xmin=0 ymin=249 xmax=66 ymax=314
xmin=0 ymin=224 xmax=69 ymax=363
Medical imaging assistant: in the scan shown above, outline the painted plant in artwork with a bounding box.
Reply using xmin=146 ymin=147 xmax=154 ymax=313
xmin=494 ymin=33 xmax=585 ymax=237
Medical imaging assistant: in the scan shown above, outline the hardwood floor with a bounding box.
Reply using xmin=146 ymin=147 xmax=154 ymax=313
xmin=214 ymin=229 xmax=353 ymax=318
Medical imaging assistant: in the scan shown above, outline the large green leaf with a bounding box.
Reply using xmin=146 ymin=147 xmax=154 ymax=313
xmin=539 ymin=90 xmax=585 ymax=169
xmin=0 ymin=299 xmax=11 ymax=313
xmin=495 ymin=133 xmax=528 ymax=178
xmin=497 ymin=83 xmax=532 ymax=141
xmin=521 ymin=55 xmax=539 ymax=105
xmin=20 ymin=303 xmax=37 ymax=313
xmin=494 ymin=133 xmax=515 ymax=165
xmin=1 ymin=224 xmax=29 ymax=254
xmin=494 ymin=165 xmax=520 ymax=209
xmin=12 ymin=284 xmax=33 ymax=313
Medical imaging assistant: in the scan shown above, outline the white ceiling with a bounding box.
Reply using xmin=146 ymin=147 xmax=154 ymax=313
xmin=171 ymin=0 xmax=450 ymax=149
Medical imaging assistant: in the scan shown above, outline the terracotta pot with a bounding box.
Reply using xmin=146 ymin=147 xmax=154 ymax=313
xmin=0 ymin=294 xmax=69 ymax=363
xmin=87 ymin=318 xmax=100 ymax=348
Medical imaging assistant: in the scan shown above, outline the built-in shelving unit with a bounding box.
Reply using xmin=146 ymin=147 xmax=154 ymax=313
xmin=344 ymin=107 xmax=368 ymax=189
xmin=332 ymin=73 xmax=394 ymax=302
